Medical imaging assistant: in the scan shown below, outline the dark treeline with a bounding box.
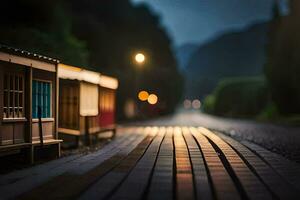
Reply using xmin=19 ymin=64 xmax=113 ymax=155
xmin=0 ymin=0 xmax=184 ymax=120
xmin=202 ymin=1 xmax=300 ymax=123
xmin=265 ymin=0 xmax=300 ymax=115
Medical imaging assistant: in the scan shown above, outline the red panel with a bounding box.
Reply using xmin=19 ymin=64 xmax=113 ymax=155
xmin=99 ymin=111 xmax=115 ymax=127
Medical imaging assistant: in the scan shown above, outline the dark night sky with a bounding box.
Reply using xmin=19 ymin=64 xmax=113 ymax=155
xmin=131 ymin=0 xmax=288 ymax=46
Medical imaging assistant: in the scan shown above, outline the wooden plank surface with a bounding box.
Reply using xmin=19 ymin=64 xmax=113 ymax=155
xmin=146 ymin=127 xmax=174 ymax=200
xmin=0 ymin=126 xmax=299 ymax=200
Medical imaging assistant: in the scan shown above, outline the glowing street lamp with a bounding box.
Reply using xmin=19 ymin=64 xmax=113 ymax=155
xmin=133 ymin=52 xmax=147 ymax=117
xmin=138 ymin=90 xmax=149 ymax=101
xmin=192 ymin=99 xmax=201 ymax=109
xmin=183 ymin=99 xmax=192 ymax=109
xmin=148 ymin=94 xmax=158 ymax=105
xmin=135 ymin=53 xmax=145 ymax=64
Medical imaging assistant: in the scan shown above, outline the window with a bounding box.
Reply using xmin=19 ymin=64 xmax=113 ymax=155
xmin=3 ymin=74 xmax=24 ymax=119
xmin=32 ymin=80 xmax=51 ymax=118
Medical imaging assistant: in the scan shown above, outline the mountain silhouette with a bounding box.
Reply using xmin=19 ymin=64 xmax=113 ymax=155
xmin=176 ymin=43 xmax=198 ymax=70
xmin=183 ymin=22 xmax=269 ymax=99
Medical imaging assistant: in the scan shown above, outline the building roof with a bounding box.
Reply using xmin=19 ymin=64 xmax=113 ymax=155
xmin=58 ymin=63 xmax=118 ymax=90
xmin=0 ymin=44 xmax=60 ymax=64
xmin=99 ymin=75 xmax=119 ymax=90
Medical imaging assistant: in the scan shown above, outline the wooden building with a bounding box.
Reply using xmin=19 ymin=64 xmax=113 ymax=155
xmin=0 ymin=45 xmax=62 ymax=163
xmin=58 ymin=64 xmax=118 ymax=145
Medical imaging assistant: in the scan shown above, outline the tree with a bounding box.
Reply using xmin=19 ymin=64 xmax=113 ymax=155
xmin=0 ymin=0 xmax=88 ymax=67
xmin=0 ymin=0 xmax=184 ymax=119
xmin=67 ymin=0 xmax=184 ymax=118
xmin=265 ymin=0 xmax=300 ymax=114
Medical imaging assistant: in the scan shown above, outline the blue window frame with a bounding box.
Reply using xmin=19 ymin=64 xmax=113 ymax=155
xmin=32 ymin=80 xmax=51 ymax=118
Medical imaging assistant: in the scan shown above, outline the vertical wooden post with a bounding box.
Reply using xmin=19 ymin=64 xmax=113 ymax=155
xmin=38 ymin=106 xmax=43 ymax=147
xmin=55 ymin=64 xmax=61 ymax=158
xmin=55 ymin=64 xmax=59 ymax=141
xmin=26 ymin=67 xmax=33 ymax=163
xmin=30 ymin=146 xmax=34 ymax=164
xmin=57 ymin=142 xmax=61 ymax=158
xmin=85 ymin=116 xmax=90 ymax=146
xmin=0 ymin=66 xmax=3 ymax=145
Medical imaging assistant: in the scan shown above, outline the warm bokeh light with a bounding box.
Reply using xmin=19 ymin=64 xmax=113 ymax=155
xmin=124 ymin=99 xmax=135 ymax=118
xmin=138 ymin=90 xmax=149 ymax=101
xmin=148 ymin=94 xmax=158 ymax=105
xmin=183 ymin=99 xmax=192 ymax=109
xmin=192 ymin=99 xmax=201 ymax=109
xmin=135 ymin=53 xmax=145 ymax=64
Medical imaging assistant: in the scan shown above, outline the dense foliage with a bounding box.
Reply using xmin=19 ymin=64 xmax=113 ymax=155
xmin=203 ymin=77 xmax=270 ymax=118
xmin=203 ymin=2 xmax=300 ymax=122
xmin=265 ymin=1 xmax=300 ymax=115
xmin=0 ymin=0 xmax=184 ymax=119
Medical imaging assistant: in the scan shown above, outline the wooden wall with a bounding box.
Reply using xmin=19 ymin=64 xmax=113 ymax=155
xmin=99 ymin=87 xmax=116 ymax=127
xmin=31 ymin=68 xmax=56 ymax=141
xmin=0 ymin=62 xmax=27 ymax=145
xmin=0 ymin=62 xmax=58 ymax=145
xmin=58 ymin=79 xmax=80 ymax=131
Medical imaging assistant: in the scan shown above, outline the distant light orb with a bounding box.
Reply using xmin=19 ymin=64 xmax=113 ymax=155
xmin=135 ymin=53 xmax=145 ymax=64
xmin=148 ymin=94 xmax=158 ymax=105
xmin=192 ymin=99 xmax=201 ymax=109
xmin=183 ymin=99 xmax=192 ymax=109
xmin=124 ymin=99 xmax=135 ymax=118
xmin=138 ymin=90 xmax=149 ymax=101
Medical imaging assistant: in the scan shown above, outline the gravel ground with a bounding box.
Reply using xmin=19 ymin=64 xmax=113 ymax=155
xmin=139 ymin=111 xmax=300 ymax=163
xmin=61 ymin=138 xmax=111 ymax=157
